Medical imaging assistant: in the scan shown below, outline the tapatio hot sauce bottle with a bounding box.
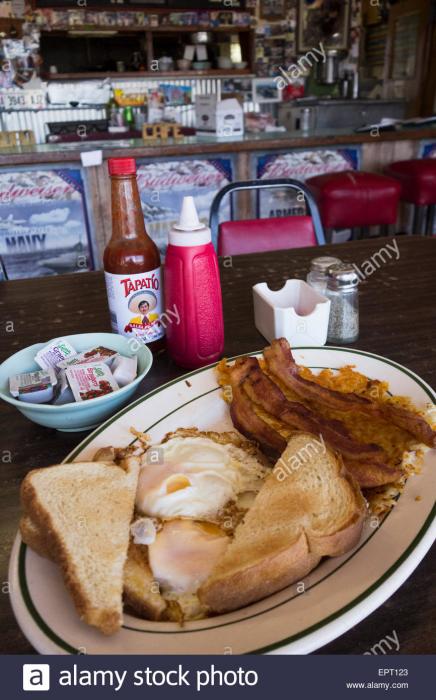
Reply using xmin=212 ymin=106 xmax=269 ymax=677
xmin=104 ymin=157 xmax=165 ymax=353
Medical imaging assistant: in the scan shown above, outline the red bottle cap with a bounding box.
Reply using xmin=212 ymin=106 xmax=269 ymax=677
xmin=108 ymin=157 xmax=136 ymax=176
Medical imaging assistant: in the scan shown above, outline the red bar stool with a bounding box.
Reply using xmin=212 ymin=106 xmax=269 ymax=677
xmin=385 ymin=159 xmax=436 ymax=235
xmin=306 ymin=170 xmax=401 ymax=242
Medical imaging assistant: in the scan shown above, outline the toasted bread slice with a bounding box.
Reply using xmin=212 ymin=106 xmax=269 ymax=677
xmin=20 ymin=458 xmax=140 ymax=635
xmin=199 ymin=433 xmax=366 ymax=613
xmin=123 ymin=543 xmax=168 ymax=621
xmin=20 ymin=515 xmax=54 ymax=561
xmin=20 ymin=516 xmax=169 ymax=621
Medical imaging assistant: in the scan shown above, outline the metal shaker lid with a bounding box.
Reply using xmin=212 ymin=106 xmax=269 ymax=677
xmin=327 ymin=263 xmax=359 ymax=289
xmin=310 ymin=256 xmax=342 ymax=273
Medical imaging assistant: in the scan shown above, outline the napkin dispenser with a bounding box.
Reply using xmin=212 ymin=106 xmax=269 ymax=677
xmin=253 ymin=279 xmax=331 ymax=346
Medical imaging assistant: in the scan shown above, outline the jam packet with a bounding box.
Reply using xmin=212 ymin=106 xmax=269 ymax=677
xmin=10 ymin=369 xmax=57 ymax=404
xmin=66 ymin=363 xmax=119 ymax=402
xmin=35 ymin=338 xmax=77 ymax=372
xmin=57 ymin=346 xmax=118 ymax=370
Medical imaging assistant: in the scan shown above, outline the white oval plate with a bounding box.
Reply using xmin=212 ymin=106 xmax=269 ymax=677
xmin=9 ymin=347 xmax=436 ymax=655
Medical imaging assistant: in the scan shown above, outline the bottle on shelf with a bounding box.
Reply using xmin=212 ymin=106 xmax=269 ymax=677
xmin=107 ymin=95 xmax=118 ymax=127
xmin=123 ymin=106 xmax=134 ymax=129
xmin=164 ymin=196 xmax=224 ymax=369
xmin=104 ymin=157 xmax=165 ymax=353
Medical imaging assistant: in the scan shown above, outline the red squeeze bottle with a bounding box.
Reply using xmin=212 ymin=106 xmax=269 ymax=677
xmin=104 ymin=157 xmax=165 ymax=353
xmin=164 ymin=196 xmax=224 ymax=369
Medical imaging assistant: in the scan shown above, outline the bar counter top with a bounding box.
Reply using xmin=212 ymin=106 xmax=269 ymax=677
xmin=1 ymin=125 xmax=435 ymax=166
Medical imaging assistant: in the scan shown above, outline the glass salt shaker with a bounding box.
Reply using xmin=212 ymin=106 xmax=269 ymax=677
xmin=306 ymin=256 xmax=342 ymax=295
xmin=325 ymin=263 xmax=359 ymax=344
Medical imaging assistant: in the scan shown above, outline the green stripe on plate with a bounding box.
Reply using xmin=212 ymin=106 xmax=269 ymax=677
xmin=253 ymin=502 xmax=436 ymax=655
xmin=18 ymin=542 xmax=79 ymax=655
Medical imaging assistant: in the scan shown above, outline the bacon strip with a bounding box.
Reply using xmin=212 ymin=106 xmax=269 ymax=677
xmin=228 ymin=358 xmax=287 ymax=460
xmin=264 ymin=338 xmax=436 ymax=449
xmin=342 ymin=458 xmax=403 ymax=489
xmin=230 ymin=357 xmax=401 ymax=488
xmin=238 ymin=357 xmax=385 ymax=460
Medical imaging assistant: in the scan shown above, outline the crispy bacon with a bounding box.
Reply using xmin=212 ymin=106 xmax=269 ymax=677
xmin=237 ymin=358 xmax=401 ymax=478
xmin=230 ymin=357 xmax=401 ymax=487
xmin=228 ymin=358 xmax=287 ymax=460
xmin=264 ymin=338 xmax=436 ymax=449
xmin=342 ymin=458 xmax=403 ymax=489
xmin=381 ymin=403 xmax=436 ymax=448
xmin=237 ymin=357 xmax=386 ymax=460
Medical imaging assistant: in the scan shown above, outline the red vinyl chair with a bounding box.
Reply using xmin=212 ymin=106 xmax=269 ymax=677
xmin=385 ymin=159 xmax=436 ymax=235
xmin=306 ymin=170 xmax=401 ymax=241
xmin=209 ymin=179 xmax=326 ymax=256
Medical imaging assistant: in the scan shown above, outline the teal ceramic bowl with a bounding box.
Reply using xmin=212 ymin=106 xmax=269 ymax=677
xmin=0 ymin=333 xmax=153 ymax=432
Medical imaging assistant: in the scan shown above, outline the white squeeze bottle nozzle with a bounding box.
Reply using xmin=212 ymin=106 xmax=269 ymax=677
xmin=164 ymin=195 xmax=224 ymax=369
xmin=168 ymin=196 xmax=211 ymax=246
xmin=178 ymin=196 xmax=202 ymax=229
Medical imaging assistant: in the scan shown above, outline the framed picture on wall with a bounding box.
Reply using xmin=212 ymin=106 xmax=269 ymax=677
xmin=252 ymin=78 xmax=282 ymax=103
xmin=297 ymin=0 xmax=350 ymax=53
xmin=260 ymin=0 xmax=287 ymax=21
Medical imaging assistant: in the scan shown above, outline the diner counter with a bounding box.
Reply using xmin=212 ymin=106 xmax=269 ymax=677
xmin=1 ymin=125 xmax=436 ymax=166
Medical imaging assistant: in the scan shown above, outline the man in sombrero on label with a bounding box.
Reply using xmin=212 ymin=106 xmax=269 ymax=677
xmin=124 ymin=290 xmax=162 ymax=341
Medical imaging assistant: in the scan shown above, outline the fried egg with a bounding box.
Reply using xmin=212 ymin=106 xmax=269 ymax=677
xmin=135 ymin=436 xmax=268 ymax=521
xmin=148 ymin=519 xmax=229 ymax=595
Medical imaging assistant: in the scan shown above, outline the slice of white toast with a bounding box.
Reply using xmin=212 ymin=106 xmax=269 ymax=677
xmin=199 ymin=433 xmax=366 ymax=613
xmin=21 ymin=516 xmax=170 ymax=622
xmin=20 ymin=515 xmax=53 ymax=561
xmin=123 ymin=543 xmax=168 ymax=621
xmin=20 ymin=458 xmax=140 ymax=635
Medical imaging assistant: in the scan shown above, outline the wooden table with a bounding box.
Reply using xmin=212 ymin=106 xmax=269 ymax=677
xmin=0 ymin=236 xmax=435 ymax=654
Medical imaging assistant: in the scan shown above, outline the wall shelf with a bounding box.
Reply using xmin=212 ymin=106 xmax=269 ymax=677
xmin=40 ymin=21 xmax=255 ymax=75
xmin=41 ymin=25 xmax=253 ymax=35
xmin=44 ymin=69 xmax=254 ymax=80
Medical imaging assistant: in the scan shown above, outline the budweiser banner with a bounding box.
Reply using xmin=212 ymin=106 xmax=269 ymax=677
xmin=0 ymin=169 xmax=93 ymax=280
xmin=256 ymin=148 xmax=360 ymax=219
xmin=136 ymin=158 xmax=233 ymax=254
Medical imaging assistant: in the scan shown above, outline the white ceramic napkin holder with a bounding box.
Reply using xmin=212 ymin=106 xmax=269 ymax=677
xmin=253 ymin=279 xmax=331 ymax=346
